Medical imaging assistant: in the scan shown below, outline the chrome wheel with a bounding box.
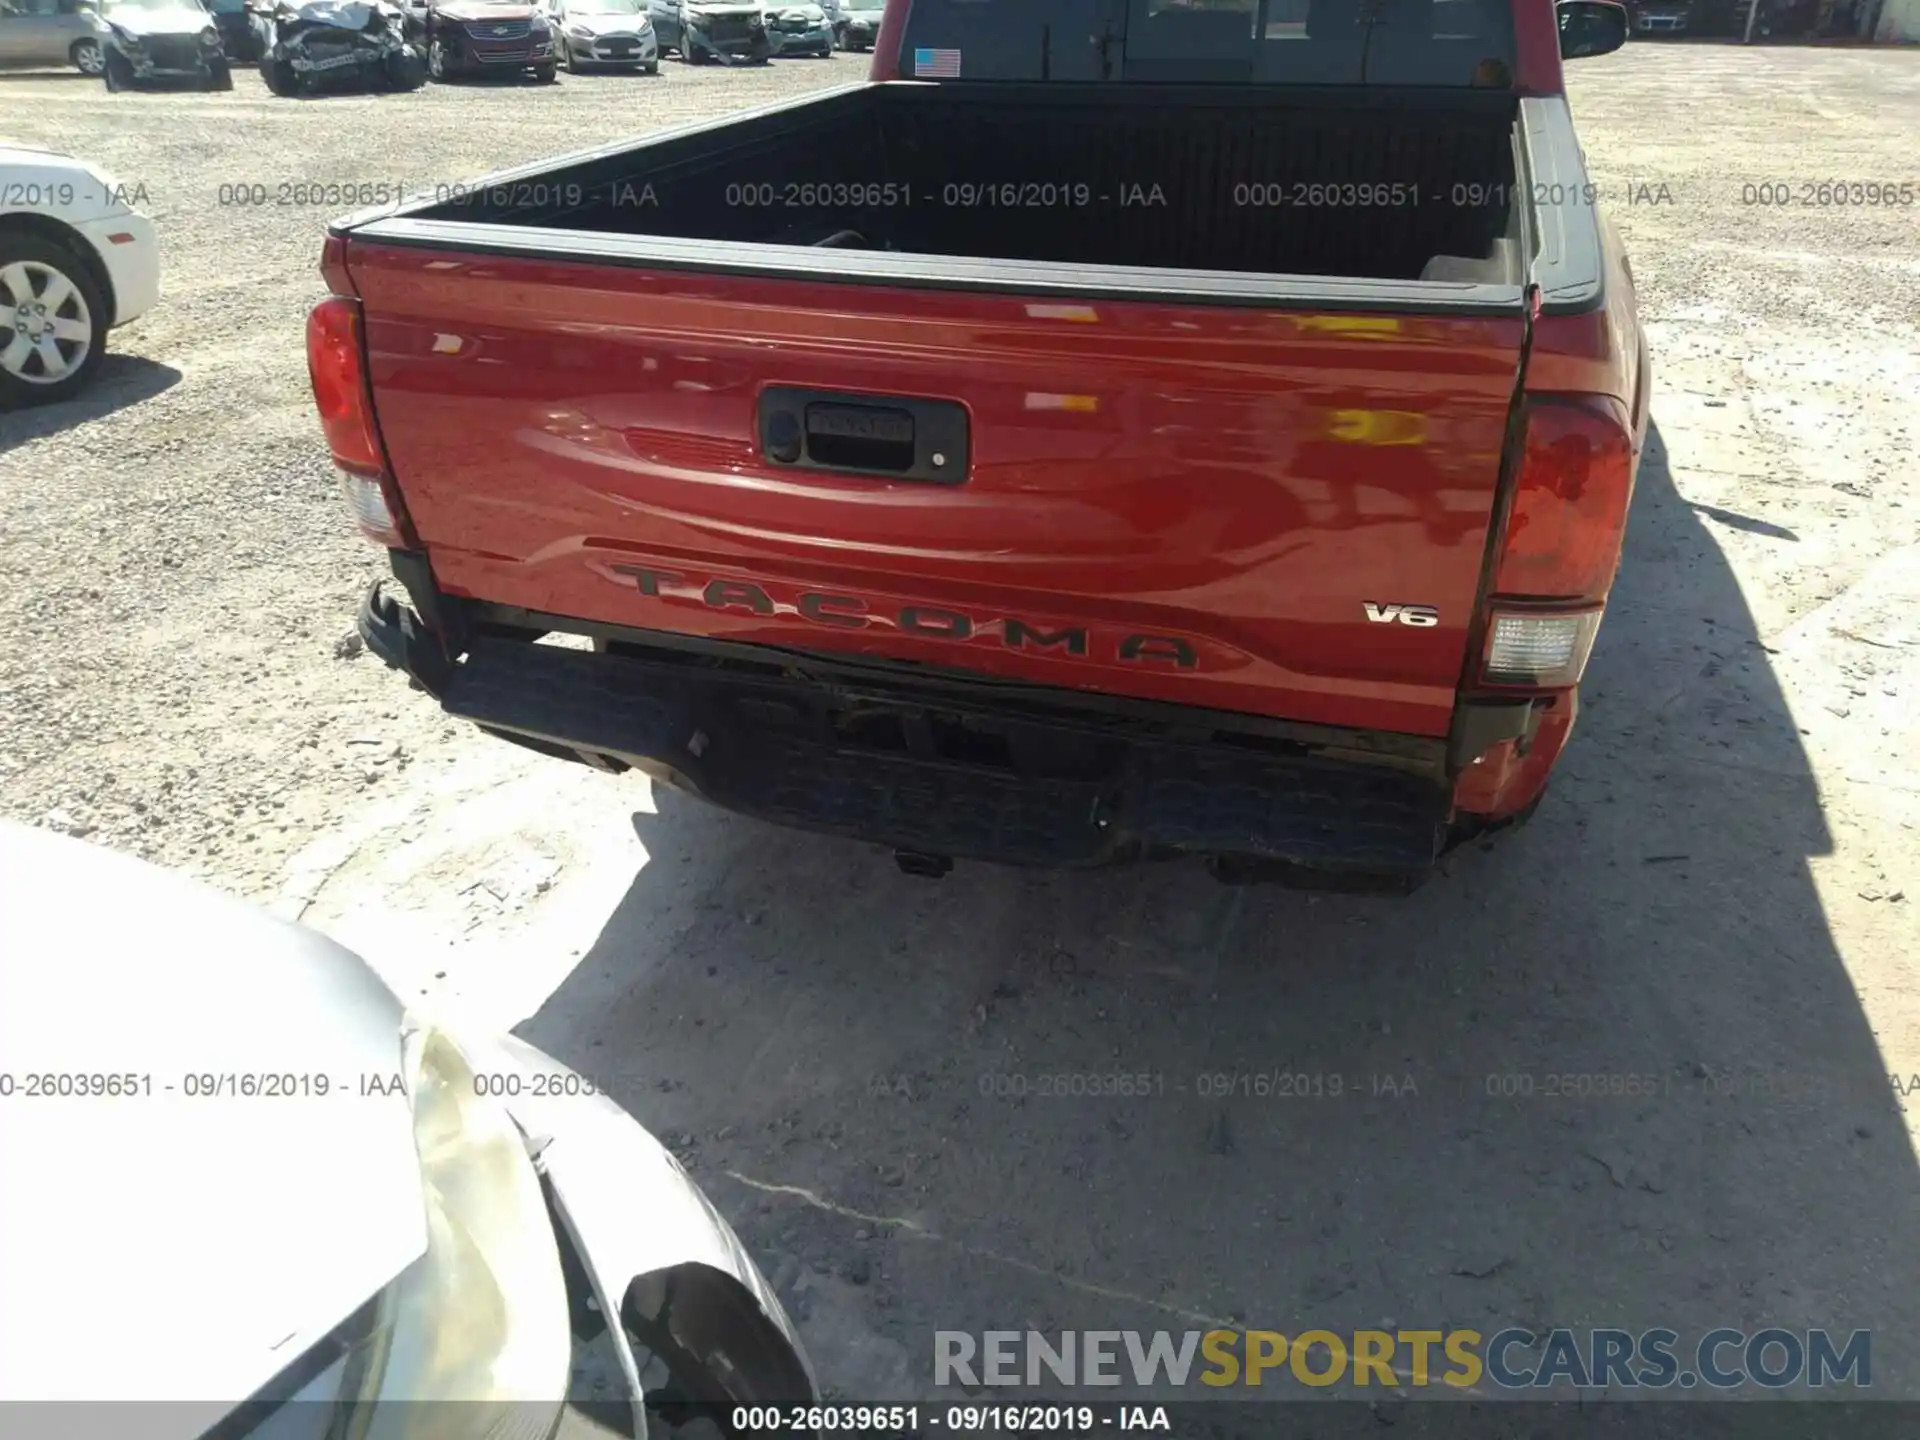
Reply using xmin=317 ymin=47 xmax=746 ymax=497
xmin=0 ymin=260 xmax=93 ymax=387
xmin=427 ymin=38 xmax=445 ymax=77
xmin=72 ymin=38 xmax=106 ymax=74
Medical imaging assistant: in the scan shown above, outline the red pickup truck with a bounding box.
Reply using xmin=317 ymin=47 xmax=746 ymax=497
xmin=313 ymin=0 xmax=1647 ymax=891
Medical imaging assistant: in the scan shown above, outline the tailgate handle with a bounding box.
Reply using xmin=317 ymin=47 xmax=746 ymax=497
xmin=807 ymin=403 xmax=915 ymax=472
xmin=760 ymin=387 xmax=969 ymax=485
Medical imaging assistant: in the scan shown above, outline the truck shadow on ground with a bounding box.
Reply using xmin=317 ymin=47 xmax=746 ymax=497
xmin=521 ymin=417 xmax=1918 ymax=1411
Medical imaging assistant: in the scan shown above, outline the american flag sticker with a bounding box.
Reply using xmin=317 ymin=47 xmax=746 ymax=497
xmin=914 ymin=47 xmax=962 ymax=78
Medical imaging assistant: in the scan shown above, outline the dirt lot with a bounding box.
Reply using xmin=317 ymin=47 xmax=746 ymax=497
xmin=3 ymin=43 xmax=1919 ymax=1416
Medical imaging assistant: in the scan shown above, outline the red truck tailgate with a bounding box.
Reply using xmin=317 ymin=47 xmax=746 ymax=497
xmin=349 ymin=243 xmax=1525 ymax=738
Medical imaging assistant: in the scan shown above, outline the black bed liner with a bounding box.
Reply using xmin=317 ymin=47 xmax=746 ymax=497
xmin=335 ymin=87 xmax=1604 ymax=315
xmin=393 ymin=81 xmax=1522 ymax=285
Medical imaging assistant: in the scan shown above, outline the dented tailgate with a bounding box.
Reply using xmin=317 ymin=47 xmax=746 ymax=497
xmin=350 ymin=243 xmax=1525 ymax=738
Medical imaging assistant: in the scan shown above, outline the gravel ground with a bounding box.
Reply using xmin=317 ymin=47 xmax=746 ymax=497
xmin=4 ymin=43 xmax=1920 ymax=1412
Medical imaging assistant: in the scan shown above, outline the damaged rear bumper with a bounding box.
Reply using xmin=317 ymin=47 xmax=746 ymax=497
xmin=360 ymin=571 xmax=1467 ymax=887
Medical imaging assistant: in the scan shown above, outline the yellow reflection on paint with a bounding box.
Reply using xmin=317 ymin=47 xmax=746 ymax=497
xmin=1326 ymin=409 xmax=1428 ymax=446
xmin=1026 ymin=304 xmax=1102 ymax=323
xmin=1291 ymin=315 xmax=1405 ymax=337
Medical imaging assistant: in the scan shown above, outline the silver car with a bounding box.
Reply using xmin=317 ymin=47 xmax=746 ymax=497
xmin=547 ymin=0 xmax=657 ymax=71
xmin=0 ymin=823 xmax=818 ymax=1440
xmin=0 ymin=0 xmax=110 ymax=75
xmin=1633 ymin=1 xmax=1692 ymax=31
xmin=760 ymin=1 xmax=827 ymax=55
xmin=835 ymin=0 xmax=877 ymax=50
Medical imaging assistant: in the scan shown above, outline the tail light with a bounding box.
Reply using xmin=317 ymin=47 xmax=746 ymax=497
xmin=1479 ymin=395 xmax=1635 ymax=689
xmin=306 ymin=294 xmax=414 ymax=550
xmin=1483 ymin=610 xmax=1602 ymax=687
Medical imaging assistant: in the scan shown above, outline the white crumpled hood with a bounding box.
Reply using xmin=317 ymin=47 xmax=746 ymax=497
xmin=0 ymin=825 xmax=428 ymax=1428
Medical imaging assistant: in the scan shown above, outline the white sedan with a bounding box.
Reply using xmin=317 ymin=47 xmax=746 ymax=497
xmin=0 ymin=821 xmax=818 ymax=1437
xmin=0 ymin=144 xmax=159 ymax=408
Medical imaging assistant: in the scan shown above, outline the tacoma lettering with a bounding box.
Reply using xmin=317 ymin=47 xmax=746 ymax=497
xmin=1005 ymin=620 xmax=1089 ymax=656
xmin=610 ymin=564 xmax=683 ymax=597
xmin=798 ymin=593 xmax=869 ymax=628
xmin=611 ymin=568 xmax=1198 ymax=668
xmin=899 ymin=607 xmax=974 ymax=640
xmin=1120 ymin=635 xmax=1199 ymax=669
xmin=704 ymin=580 xmax=774 ymax=615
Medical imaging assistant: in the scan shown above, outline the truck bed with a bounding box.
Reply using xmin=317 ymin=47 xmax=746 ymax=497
xmin=326 ymin=82 xmax=1579 ymax=748
xmin=395 ymin=82 xmax=1524 ymax=288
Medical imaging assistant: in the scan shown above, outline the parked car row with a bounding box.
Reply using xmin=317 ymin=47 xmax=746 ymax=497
xmin=0 ymin=0 xmax=877 ymax=84
xmin=649 ymin=0 xmax=882 ymax=59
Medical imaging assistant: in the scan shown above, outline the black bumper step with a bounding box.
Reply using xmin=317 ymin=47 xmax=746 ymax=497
xmin=361 ymin=584 xmax=1448 ymax=876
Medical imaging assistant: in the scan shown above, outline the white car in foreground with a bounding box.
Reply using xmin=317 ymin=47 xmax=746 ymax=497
xmin=0 ymin=823 xmax=818 ymax=1439
xmin=0 ymin=144 xmax=159 ymax=408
